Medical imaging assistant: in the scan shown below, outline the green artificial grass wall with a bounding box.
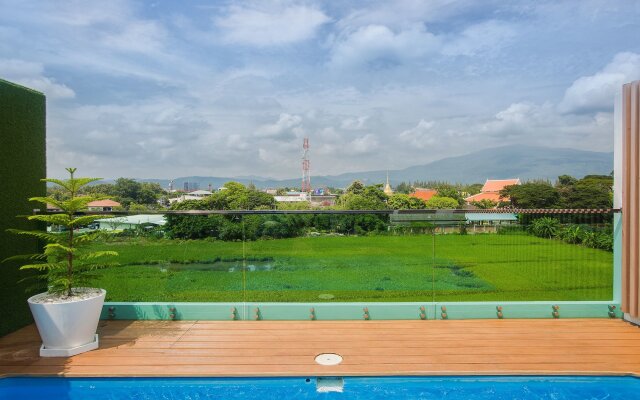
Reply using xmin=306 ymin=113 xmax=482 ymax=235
xmin=0 ymin=79 xmax=46 ymax=337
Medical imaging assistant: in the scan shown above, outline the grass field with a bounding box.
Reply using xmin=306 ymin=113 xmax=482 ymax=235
xmin=90 ymin=232 xmax=613 ymax=303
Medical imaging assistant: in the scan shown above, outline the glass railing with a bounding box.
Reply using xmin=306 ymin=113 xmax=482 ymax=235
xmin=432 ymin=210 xmax=613 ymax=302
xmin=83 ymin=209 xmax=614 ymax=304
xmin=243 ymin=213 xmax=436 ymax=303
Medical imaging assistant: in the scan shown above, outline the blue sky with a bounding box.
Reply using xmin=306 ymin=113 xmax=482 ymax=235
xmin=1 ymin=0 xmax=639 ymax=179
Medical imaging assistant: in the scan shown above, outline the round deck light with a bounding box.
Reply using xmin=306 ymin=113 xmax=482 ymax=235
xmin=315 ymin=353 xmax=343 ymax=366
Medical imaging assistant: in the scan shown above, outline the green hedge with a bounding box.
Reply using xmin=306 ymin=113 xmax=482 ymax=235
xmin=0 ymin=79 xmax=46 ymax=337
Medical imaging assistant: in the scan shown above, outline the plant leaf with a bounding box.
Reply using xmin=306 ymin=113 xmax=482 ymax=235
xmin=41 ymin=178 xmax=72 ymax=192
xmin=5 ymin=229 xmax=66 ymax=244
xmin=28 ymin=214 xmax=71 ymax=226
xmin=2 ymin=253 xmax=48 ymax=263
xmin=44 ymin=243 xmax=74 ymax=254
xmin=29 ymin=196 xmax=66 ymax=209
xmin=76 ymin=250 xmax=118 ymax=260
xmin=20 ymin=262 xmax=67 ymax=271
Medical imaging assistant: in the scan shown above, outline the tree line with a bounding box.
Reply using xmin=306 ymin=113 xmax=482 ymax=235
xmin=46 ymin=173 xmax=612 ymax=213
xmin=499 ymin=175 xmax=612 ymax=209
xmin=47 ymin=178 xmax=166 ymax=210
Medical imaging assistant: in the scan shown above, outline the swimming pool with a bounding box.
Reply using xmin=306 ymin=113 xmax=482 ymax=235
xmin=1 ymin=376 xmax=638 ymax=399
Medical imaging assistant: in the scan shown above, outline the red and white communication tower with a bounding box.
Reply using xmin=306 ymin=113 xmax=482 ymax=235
xmin=301 ymin=137 xmax=311 ymax=193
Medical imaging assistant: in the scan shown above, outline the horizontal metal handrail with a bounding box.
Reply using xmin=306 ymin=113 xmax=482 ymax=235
xmin=39 ymin=208 xmax=619 ymax=216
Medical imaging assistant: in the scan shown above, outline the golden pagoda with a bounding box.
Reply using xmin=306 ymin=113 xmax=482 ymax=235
xmin=383 ymin=171 xmax=393 ymax=196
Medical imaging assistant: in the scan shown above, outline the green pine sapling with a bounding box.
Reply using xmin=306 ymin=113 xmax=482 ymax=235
xmin=5 ymin=168 xmax=118 ymax=297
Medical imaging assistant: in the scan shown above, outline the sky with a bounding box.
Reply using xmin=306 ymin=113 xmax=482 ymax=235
xmin=1 ymin=0 xmax=639 ymax=180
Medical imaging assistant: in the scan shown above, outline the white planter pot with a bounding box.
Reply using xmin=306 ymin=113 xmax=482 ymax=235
xmin=27 ymin=288 xmax=106 ymax=357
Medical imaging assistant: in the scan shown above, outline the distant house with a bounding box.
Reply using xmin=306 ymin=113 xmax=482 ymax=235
xmin=87 ymin=199 xmax=121 ymax=211
xmin=409 ymin=188 xmax=438 ymax=202
xmin=464 ymin=179 xmax=520 ymax=206
xmin=95 ymin=214 xmax=166 ymax=231
xmin=169 ymin=190 xmax=213 ymax=204
xmin=310 ymin=195 xmax=337 ymax=207
xmin=187 ymin=190 xmax=213 ymax=198
xmin=390 ymin=211 xmax=517 ymax=234
xmin=47 ymin=203 xmax=62 ymax=212
xmin=274 ymin=192 xmax=308 ymax=202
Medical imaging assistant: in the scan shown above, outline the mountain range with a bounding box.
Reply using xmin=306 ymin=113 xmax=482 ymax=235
xmin=133 ymin=145 xmax=613 ymax=189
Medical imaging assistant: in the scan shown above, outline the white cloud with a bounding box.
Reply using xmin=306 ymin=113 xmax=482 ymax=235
xmin=495 ymin=103 xmax=534 ymax=124
xmin=0 ymin=59 xmax=75 ymax=99
xmin=328 ymin=18 xmax=514 ymax=71
xmin=329 ymin=24 xmax=439 ymax=69
xmin=46 ymin=0 xmax=131 ymax=27
xmin=478 ymin=101 xmax=613 ymax=151
xmin=101 ymin=20 xmax=168 ymax=54
xmin=336 ymin=0 xmax=476 ymax=31
xmin=340 ymin=116 xmax=368 ymax=130
xmin=215 ymin=4 xmax=330 ymax=46
xmin=399 ymin=119 xmax=436 ymax=148
xmin=559 ymin=52 xmax=640 ymax=114
xmin=350 ymin=134 xmax=379 ymax=154
xmin=481 ymin=102 xmax=554 ymax=138
xmin=47 ymin=97 xmax=213 ymax=177
xmin=226 ymin=134 xmax=251 ymax=151
xmin=442 ymin=20 xmax=516 ymax=56
xmin=255 ymin=113 xmax=304 ymax=140
xmin=1 ymin=0 xmax=633 ymax=179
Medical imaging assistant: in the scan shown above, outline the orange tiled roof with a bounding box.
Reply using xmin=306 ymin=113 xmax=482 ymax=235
xmin=409 ymin=188 xmax=438 ymax=202
xmin=481 ymin=179 xmax=520 ymax=193
xmin=87 ymin=199 xmax=121 ymax=207
xmin=464 ymin=192 xmax=505 ymax=203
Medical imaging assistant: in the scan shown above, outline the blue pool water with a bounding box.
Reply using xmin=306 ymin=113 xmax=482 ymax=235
xmin=1 ymin=376 xmax=639 ymax=399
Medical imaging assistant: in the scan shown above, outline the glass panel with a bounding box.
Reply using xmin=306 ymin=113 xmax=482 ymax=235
xmin=94 ymin=213 xmax=245 ymax=303
xmin=91 ymin=209 xmax=614 ymax=305
xmin=432 ymin=211 xmax=614 ymax=302
xmin=244 ymin=212 xmax=436 ymax=303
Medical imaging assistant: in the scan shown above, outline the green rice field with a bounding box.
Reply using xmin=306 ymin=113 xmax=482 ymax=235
xmin=91 ymin=233 xmax=613 ymax=302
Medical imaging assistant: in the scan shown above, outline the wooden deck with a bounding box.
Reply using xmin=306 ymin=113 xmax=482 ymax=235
xmin=1 ymin=319 xmax=639 ymax=377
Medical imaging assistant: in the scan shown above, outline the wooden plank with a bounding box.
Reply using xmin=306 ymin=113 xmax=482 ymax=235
xmin=38 ymin=346 xmax=640 ymax=358
xmin=10 ymin=363 xmax=640 ymax=377
xmin=1 ymin=319 xmax=639 ymax=377
xmin=13 ymin=355 xmax=640 ymax=368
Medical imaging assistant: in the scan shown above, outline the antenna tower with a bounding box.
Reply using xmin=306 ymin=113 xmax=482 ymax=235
xmin=301 ymin=137 xmax=311 ymax=193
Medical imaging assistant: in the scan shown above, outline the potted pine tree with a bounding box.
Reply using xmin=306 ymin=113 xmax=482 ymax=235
xmin=5 ymin=168 xmax=117 ymax=356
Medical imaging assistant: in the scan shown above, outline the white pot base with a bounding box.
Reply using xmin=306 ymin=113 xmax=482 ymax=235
xmin=40 ymin=334 xmax=99 ymax=357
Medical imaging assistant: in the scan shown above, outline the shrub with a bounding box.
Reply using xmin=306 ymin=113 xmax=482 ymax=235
xmin=458 ymin=223 xmax=468 ymax=235
xmin=595 ymin=231 xmax=613 ymax=251
xmin=581 ymin=231 xmax=598 ymax=248
xmin=425 ymin=196 xmax=459 ymax=209
xmin=530 ymin=217 xmax=559 ymax=238
xmin=559 ymin=225 xmax=582 ymax=244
